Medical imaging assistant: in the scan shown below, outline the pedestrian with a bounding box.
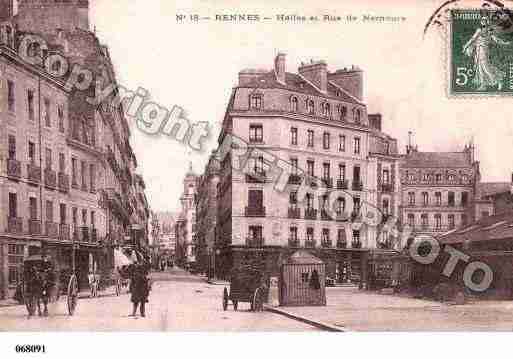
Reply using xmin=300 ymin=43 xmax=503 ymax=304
xmin=129 ymin=265 xmax=150 ymax=317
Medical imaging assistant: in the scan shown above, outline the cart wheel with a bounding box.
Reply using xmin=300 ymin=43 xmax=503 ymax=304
xmin=67 ymin=274 xmax=78 ymax=316
xmin=233 ymin=300 xmax=238 ymax=311
xmin=252 ymin=287 xmax=264 ymax=312
xmin=222 ymin=288 xmax=228 ymax=311
xmin=115 ymin=279 xmax=121 ymax=296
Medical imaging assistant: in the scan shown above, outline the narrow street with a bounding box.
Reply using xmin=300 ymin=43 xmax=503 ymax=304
xmin=0 ymin=268 xmax=317 ymax=332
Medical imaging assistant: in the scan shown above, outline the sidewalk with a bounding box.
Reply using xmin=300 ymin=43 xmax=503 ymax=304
xmin=268 ymin=286 xmax=513 ymax=331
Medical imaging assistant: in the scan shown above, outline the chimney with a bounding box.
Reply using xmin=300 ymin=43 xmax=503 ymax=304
xmin=298 ymin=60 xmax=328 ymax=93
xmin=328 ymin=66 xmax=364 ymax=101
xmin=274 ymin=53 xmax=286 ymax=84
xmin=368 ymin=113 xmax=382 ymax=131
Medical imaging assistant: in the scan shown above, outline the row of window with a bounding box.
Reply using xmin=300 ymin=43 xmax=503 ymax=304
xmin=7 ymin=135 xmax=96 ymax=190
xmin=248 ymin=124 xmax=362 ymax=154
xmin=406 ymin=212 xmax=468 ymax=229
xmin=248 ymin=225 xmax=361 ymax=243
xmin=290 ymin=159 xmax=362 ymax=183
xmin=406 ymin=191 xmax=469 ymax=207
xmin=404 ymin=171 xmax=471 ymax=184
xmin=7 ymin=192 xmax=96 ymax=227
xmin=6 ymin=80 xmax=66 ymax=132
xmin=249 ymin=94 xmax=363 ymax=124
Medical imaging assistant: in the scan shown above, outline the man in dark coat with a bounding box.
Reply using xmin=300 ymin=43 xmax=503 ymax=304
xmin=129 ymin=265 xmax=150 ymax=317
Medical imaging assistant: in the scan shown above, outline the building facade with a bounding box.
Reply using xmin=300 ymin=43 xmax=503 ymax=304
xmin=214 ymin=54 xmax=401 ymax=281
xmin=195 ymin=151 xmax=220 ymax=276
xmin=0 ymin=0 xmax=149 ymax=298
xmin=175 ymin=164 xmax=197 ymax=268
xmin=399 ymin=144 xmax=482 ymax=239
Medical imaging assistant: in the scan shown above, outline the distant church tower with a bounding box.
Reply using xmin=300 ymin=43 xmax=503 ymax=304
xmin=15 ymin=0 xmax=89 ymax=34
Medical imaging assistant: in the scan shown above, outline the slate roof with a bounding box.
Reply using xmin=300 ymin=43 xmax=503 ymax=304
xmin=284 ymin=251 xmax=325 ymax=265
xmin=438 ymin=212 xmax=513 ymax=244
xmin=402 ymin=152 xmax=471 ymax=168
xmin=479 ymin=182 xmax=511 ymax=198
xmin=239 ymin=70 xmax=362 ymax=105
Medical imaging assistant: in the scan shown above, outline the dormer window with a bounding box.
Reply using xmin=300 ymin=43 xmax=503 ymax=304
xmin=336 ymin=90 xmax=342 ymax=97
xmin=353 ymin=108 xmax=361 ymax=123
xmin=321 ymin=102 xmax=331 ymax=118
xmin=250 ymin=94 xmax=263 ymax=110
xmin=306 ymin=99 xmax=315 ymax=115
xmin=290 ymin=96 xmax=298 ymax=112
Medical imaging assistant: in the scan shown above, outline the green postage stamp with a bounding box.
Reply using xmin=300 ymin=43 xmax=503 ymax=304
xmin=451 ymin=9 xmax=513 ymax=95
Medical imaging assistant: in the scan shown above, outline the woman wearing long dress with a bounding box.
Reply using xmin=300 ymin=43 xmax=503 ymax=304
xmin=463 ymin=16 xmax=511 ymax=91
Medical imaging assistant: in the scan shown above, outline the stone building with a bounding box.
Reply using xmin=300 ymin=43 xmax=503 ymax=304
xmin=214 ymin=54 xmax=401 ymax=281
xmin=195 ymin=151 xmax=220 ymax=276
xmin=0 ymin=0 xmax=149 ymax=298
xmin=399 ymin=143 xmax=482 ymax=238
xmin=175 ymin=164 xmax=197 ymax=268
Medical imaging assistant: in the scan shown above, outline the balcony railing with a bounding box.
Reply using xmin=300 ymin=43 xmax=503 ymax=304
xmin=351 ymin=241 xmax=362 ymax=249
xmin=306 ymin=177 xmax=318 ymax=188
xmin=381 ymin=183 xmax=393 ymax=192
xmin=337 ymin=179 xmax=348 ymax=190
xmin=245 ymin=171 xmax=266 ymax=183
xmin=320 ymin=210 xmax=332 ymax=221
xmin=351 ymin=210 xmax=362 ymax=221
xmin=335 ymin=212 xmax=350 ymax=222
xmin=91 ymin=228 xmax=98 ymax=242
xmin=72 ymin=227 xmax=79 ymax=242
xmin=44 ymin=168 xmax=57 ymax=188
xmin=322 ymin=178 xmax=333 ymax=188
xmin=336 ymin=240 xmax=347 ymax=249
xmin=58 ymin=173 xmax=70 ymax=193
xmin=377 ymin=240 xmax=393 ymax=250
xmin=321 ymin=240 xmax=332 ymax=248
xmin=7 ymin=217 xmax=23 ymax=234
xmin=59 ymin=223 xmax=70 ymax=241
xmin=81 ymin=226 xmax=90 ymax=242
xmin=245 ymin=206 xmax=266 ymax=217
xmin=28 ymin=219 xmax=42 ymax=235
xmin=246 ymin=237 xmax=264 ymax=247
xmin=304 ymin=208 xmax=318 ymax=220
xmin=352 ymin=181 xmax=363 ymax=191
xmin=7 ymin=159 xmax=21 ymax=179
xmin=44 ymin=221 xmax=58 ymax=238
xmin=288 ymin=207 xmax=301 ymax=219
xmin=71 ymin=176 xmax=79 ymax=189
xmin=27 ymin=163 xmax=41 ymax=184
xmin=288 ymin=238 xmax=300 ymax=247
xmin=305 ymin=239 xmax=316 ymax=248
xmin=288 ymin=174 xmax=302 ymax=185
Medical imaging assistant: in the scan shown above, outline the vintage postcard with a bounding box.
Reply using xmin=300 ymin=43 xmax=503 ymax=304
xmin=1 ymin=0 xmax=513 ymax=354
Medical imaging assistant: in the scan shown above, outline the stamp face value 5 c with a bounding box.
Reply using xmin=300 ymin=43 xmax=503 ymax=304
xmin=451 ymin=9 xmax=513 ymax=95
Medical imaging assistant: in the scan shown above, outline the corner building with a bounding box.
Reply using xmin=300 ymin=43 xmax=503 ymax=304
xmin=215 ymin=54 xmax=401 ymax=282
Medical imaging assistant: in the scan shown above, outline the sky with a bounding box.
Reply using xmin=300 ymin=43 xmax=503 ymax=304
xmin=85 ymin=0 xmax=513 ymax=212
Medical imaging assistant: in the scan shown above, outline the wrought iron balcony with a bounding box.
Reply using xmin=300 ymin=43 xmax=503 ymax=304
xmin=288 ymin=174 xmax=302 ymax=185
xmin=44 ymin=168 xmax=57 ymax=188
xmin=335 ymin=211 xmax=350 ymax=222
xmin=377 ymin=240 xmax=393 ymax=250
xmin=352 ymin=181 xmax=363 ymax=191
xmin=246 ymin=237 xmax=264 ymax=247
xmin=336 ymin=240 xmax=347 ymax=249
xmin=28 ymin=219 xmax=42 ymax=235
xmin=337 ymin=179 xmax=348 ymax=190
xmin=59 ymin=223 xmax=70 ymax=241
xmin=45 ymin=221 xmax=58 ymax=238
xmin=306 ymin=177 xmax=318 ymax=188
xmin=381 ymin=183 xmax=393 ymax=193
xmin=72 ymin=227 xmax=79 ymax=242
xmin=351 ymin=210 xmax=362 ymax=221
xmin=288 ymin=238 xmax=300 ymax=248
xmin=305 ymin=239 xmax=316 ymax=248
xmin=304 ymin=208 xmax=317 ymax=220
xmin=245 ymin=206 xmax=266 ymax=217
xmin=322 ymin=178 xmax=333 ymax=188
xmin=80 ymin=226 xmax=90 ymax=242
xmin=351 ymin=241 xmax=362 ymax=249
xmin=288 ymin=207 xmax=301 ymax=219
xmin=245 ymin=171 xmax=266 ymax=183
xmin=320 ymin=210 xmax=332 ymax=221
xmin=7 ymin=217 xmax=23 ymax=234
xmin=27 ymin=163 xmax=41 ymax=184
xmin=321 ymin=240 xmax=333 ymax=248
xmin=58 ymin=173 xmax=70 ymax=193
xmin=91 ymin=228 xmax=98 ymax=242
xmin=6 ymin=159 xmax=21 ymax=179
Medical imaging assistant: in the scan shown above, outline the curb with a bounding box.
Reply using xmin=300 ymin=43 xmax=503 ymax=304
xmin=263 ymin=305 xmax=346 ymax=332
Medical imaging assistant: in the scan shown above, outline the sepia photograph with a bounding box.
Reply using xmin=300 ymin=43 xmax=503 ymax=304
xmin=1 ymin=0 xmax=513 ymax=356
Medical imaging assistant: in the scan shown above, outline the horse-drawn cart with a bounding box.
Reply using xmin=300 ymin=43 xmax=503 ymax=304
xmin=222 ymin=259 xmax=269 ymax=312
xmin=21 ymin=255 xmax=78 ymax=316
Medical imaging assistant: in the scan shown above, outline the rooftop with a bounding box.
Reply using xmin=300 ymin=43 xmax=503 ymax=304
xmin=402 ymin=151 xmax=472 ymax=168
